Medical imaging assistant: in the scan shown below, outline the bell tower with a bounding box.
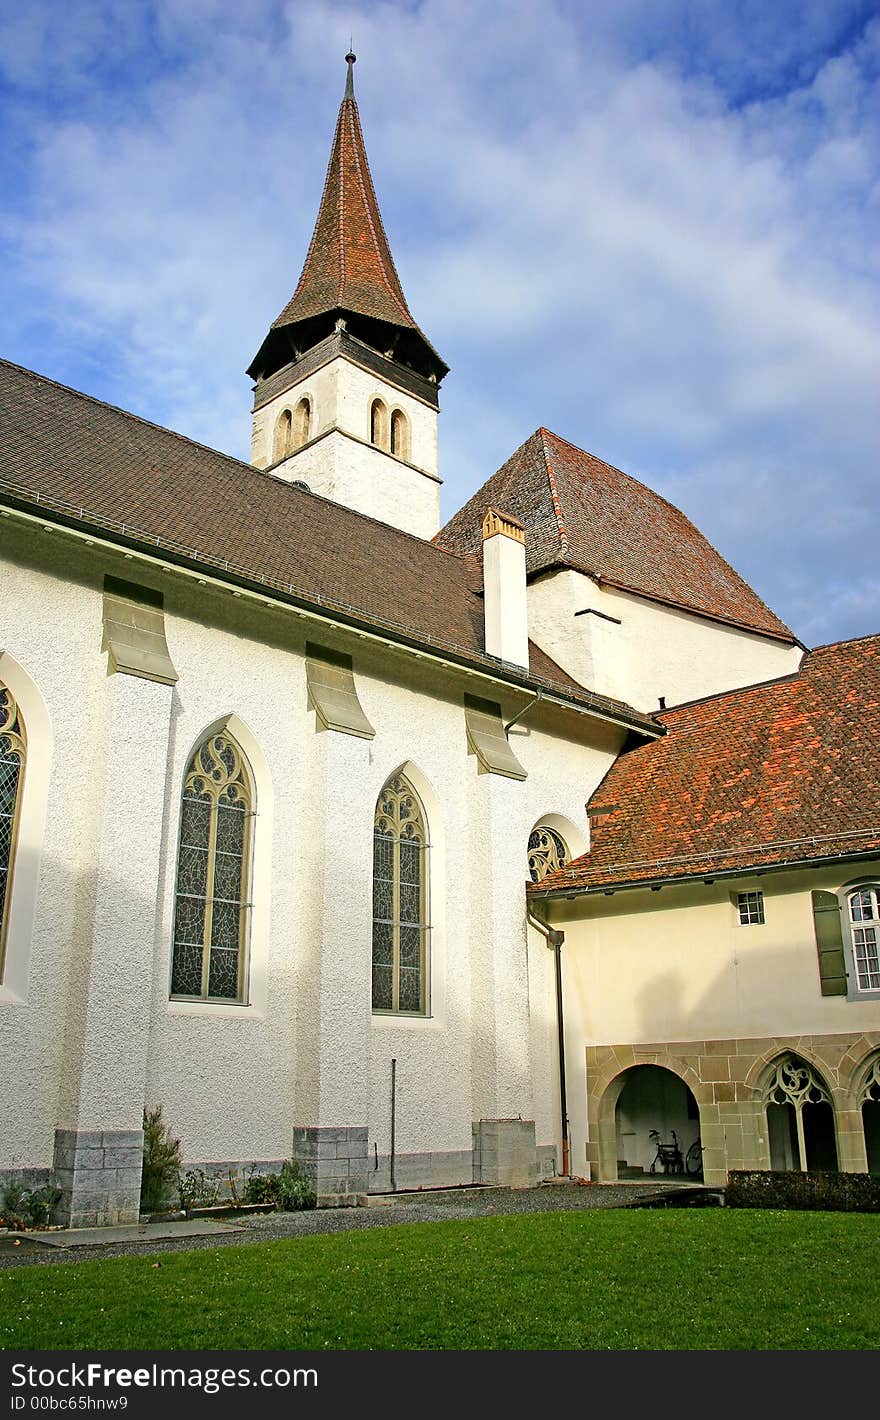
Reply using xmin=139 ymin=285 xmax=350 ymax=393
xmin=247 ymin=53 xmax=448 ymax=540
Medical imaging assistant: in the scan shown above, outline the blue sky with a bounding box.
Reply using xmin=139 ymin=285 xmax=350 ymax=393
xmin=1 ymin=0 xmax=878 ymax=647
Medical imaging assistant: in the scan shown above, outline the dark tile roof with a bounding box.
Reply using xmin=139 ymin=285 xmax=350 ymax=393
xmin=264 ymin=72 xmax=443 ymax=367
xmin=0 ymin=358 xmax=656 ymax=732
xmin=436 ymin=428 xmax=795 ymax=642
xmin=531 ymin=635 xmax=880 ymax=894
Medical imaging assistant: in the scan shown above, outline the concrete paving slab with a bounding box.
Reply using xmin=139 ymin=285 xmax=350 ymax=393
xmin=28 ymin=1219 xmax=247 ymax=1249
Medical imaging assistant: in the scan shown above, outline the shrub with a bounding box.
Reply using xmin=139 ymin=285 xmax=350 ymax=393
xmin=140 ymin=1105 xmax=182 ymax=1214
xmin=242 ymin=1161 xmax=316 ymax=1211
xmin=726 ymin=1169 xmax=880 ymax=1212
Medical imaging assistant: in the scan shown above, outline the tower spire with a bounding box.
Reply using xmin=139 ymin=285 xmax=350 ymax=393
xmin=247 ymin=56 xmax=447 ymax=385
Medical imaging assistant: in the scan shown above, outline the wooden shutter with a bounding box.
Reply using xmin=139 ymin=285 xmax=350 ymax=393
xmin=811 ymin=890 xmax=847 ymax=996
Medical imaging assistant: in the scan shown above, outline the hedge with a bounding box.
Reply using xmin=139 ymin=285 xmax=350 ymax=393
xmin=726 ymin=1169 xmax=880 ymax=1212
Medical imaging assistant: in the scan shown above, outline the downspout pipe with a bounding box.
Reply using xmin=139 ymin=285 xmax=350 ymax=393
xmin=527 ymin=908 xmax=570 ymax=1178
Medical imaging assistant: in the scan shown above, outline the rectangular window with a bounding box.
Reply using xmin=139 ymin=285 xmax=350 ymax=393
xmin=849 ymin=887 xmax=880 ymax=991
xmin=737 ymin=890 xmax=765 ymax=925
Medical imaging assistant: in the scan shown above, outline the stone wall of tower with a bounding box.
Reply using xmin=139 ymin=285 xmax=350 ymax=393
xmin=251 ymin=355 xmax=441 ymax=540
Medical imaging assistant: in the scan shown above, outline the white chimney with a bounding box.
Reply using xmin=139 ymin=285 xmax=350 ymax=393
xmin=482 ymin=506 xmax=529 ymax=668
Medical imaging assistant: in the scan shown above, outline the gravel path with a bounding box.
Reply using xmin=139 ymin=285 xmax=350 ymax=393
xmin=0 ymin=1181 xmax=693 ymax=1270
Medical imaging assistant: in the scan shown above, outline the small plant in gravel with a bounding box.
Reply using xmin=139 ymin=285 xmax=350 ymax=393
xmin=178 ymin=1169 xmax=223 ymax=1210
xmin=140 ymin=1105 xmax=182 ymax=1214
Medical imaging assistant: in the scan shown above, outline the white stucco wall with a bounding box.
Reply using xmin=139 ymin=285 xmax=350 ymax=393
xmin=527 ymin=568 xmax=803 ymax=713
xmin=0 ymin=522 xmax=623 ymax=1184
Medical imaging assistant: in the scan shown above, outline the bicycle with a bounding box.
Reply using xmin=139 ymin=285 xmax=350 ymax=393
xmin=648 ymin=1128 xmax=683 ymax=1174
xmin=685 ymin=1138 xmax=703 ymax=1177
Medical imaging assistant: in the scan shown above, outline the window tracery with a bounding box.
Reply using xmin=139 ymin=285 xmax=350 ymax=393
xmin=372 ymin=773 xmax=428 ymax=1013
xmin=527 ymin=825 xmax=569 ymax=883
xmin=171 ymin=731 xmax=254 ymax=1002
xmin=0 ymin=684 xmax=25 ymax=974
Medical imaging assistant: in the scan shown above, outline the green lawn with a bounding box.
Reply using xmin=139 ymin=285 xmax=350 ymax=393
xmin=2 ymin=1208 xmax=879 ymax=1350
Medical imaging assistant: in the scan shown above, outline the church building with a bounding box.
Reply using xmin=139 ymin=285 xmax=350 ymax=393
xmin=1 ymin=56 xmax=878 ymax=1225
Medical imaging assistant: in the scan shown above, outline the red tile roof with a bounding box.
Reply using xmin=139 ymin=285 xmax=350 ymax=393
xmin=436 ymin=428 xmax=795 ymax=642
xmin=531 ymin=635 xmax=880 ymax=894
xmin=0 ymin=358 xmax=657 ymax=733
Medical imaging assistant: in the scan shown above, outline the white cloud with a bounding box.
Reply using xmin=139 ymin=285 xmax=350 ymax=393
xmin=1 ymin=0 xmax=878 ymax=644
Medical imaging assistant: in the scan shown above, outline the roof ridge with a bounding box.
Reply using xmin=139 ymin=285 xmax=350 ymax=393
xmin=654 ymin=667 xmax=805 ymax=720
xmin=538 ymin=427 xmax=570 ymax=561
xmin=345 ymin=97 xmax=413 ymax=325
xmin=810 ymin=631 xmax=880 ymax=652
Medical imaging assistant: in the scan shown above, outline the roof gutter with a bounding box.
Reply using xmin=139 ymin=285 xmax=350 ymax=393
xmin=530 ymin=843 xmax=880 ymax=901
xmin=0 ymin=491 xmax=662 ymax=739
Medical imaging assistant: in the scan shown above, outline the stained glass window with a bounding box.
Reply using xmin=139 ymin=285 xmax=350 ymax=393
xmin=171 ymin=731 xmax=254 ymax=1001
xmin=0 ymin=683 xmax=26 ymax=977
xmin=372 ymin=773 xmax=428 ymax=1013
xmin=527 ymin=825 xmax=569 ymax=883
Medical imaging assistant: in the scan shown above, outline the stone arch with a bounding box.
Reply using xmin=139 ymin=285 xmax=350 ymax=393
xmin=593 ymin=1057 xmax=708 ymax=1183
xmin=756 ymin=1051 xmax=839 ymax=1172
xmin=0 ymin=652 xmax=52 ymax=1003
xmin=855 ymin=1049 xmax=880 ymax=1174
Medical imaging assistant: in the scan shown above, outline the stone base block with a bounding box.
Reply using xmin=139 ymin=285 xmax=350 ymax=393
xmin=472 ymin=1118 xmax=538 ymax=1187
xmin=53 ymin=1128 xmax=144 ymax=1227
xmin=369 ymin=1149 xmax=472 ymax=1194
xmin=292 ymin=1126 xmax=368 ymax=1207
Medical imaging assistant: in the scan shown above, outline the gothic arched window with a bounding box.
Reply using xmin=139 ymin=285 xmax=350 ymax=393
xmin=372 ymin=772 xmax=429 ymax=1013
xmin=764 ymin=1055 xmax=838 ymax=1172
xmin=273 ymin=408 xmax=292 ymax=462
xmin=390 ymin=408 xmax=409 ymax=459
xmin=171 ymin=730 xmax=255 ymax=1002
xmin=370 ymin=398 xmax=388 ymax=450
xmin=0 ymin=683 xmax=26 ymax=976
xmin=528 ymin=825 xmax=569 ymax=883
xmin=293 ymin=397 xmax=312 ymax=450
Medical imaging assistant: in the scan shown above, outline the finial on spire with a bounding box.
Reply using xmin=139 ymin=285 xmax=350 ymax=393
xmin=345 ymin=47 xmax=356 ymax=98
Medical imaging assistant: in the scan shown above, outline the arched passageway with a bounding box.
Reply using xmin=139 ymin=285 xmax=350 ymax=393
xmin=614 ymin=1065 xmax=702 ymax=1179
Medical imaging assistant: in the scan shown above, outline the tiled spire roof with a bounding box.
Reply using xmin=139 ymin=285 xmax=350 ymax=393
xmin=252 ymin=53 xmax=445 ymax=381
xmin=273 ymin=52 xmax=415 ymax=331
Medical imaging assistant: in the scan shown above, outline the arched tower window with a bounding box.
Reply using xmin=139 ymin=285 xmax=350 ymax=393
xmin=273 ymin=409 xmax=293 ymax=462
xmin=171 ymin=730 xmax=255 ymax=1002
xmin=764 ymin=1055 xmax=838 ymax=1172
xmin=390 ymin=408 xmax=409 ymax=460
xmin=293 ymin=397 xmax=312 ymax=450
xmin=528 ymin=825 xmax=569 ymax=883
xmin=372 ymin=772 xmax=429 ymax=1013
xmin=370 ymin=398 xmax=388 ymax=450
xmin=0 ymin=682 xmax=26 ymax=976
